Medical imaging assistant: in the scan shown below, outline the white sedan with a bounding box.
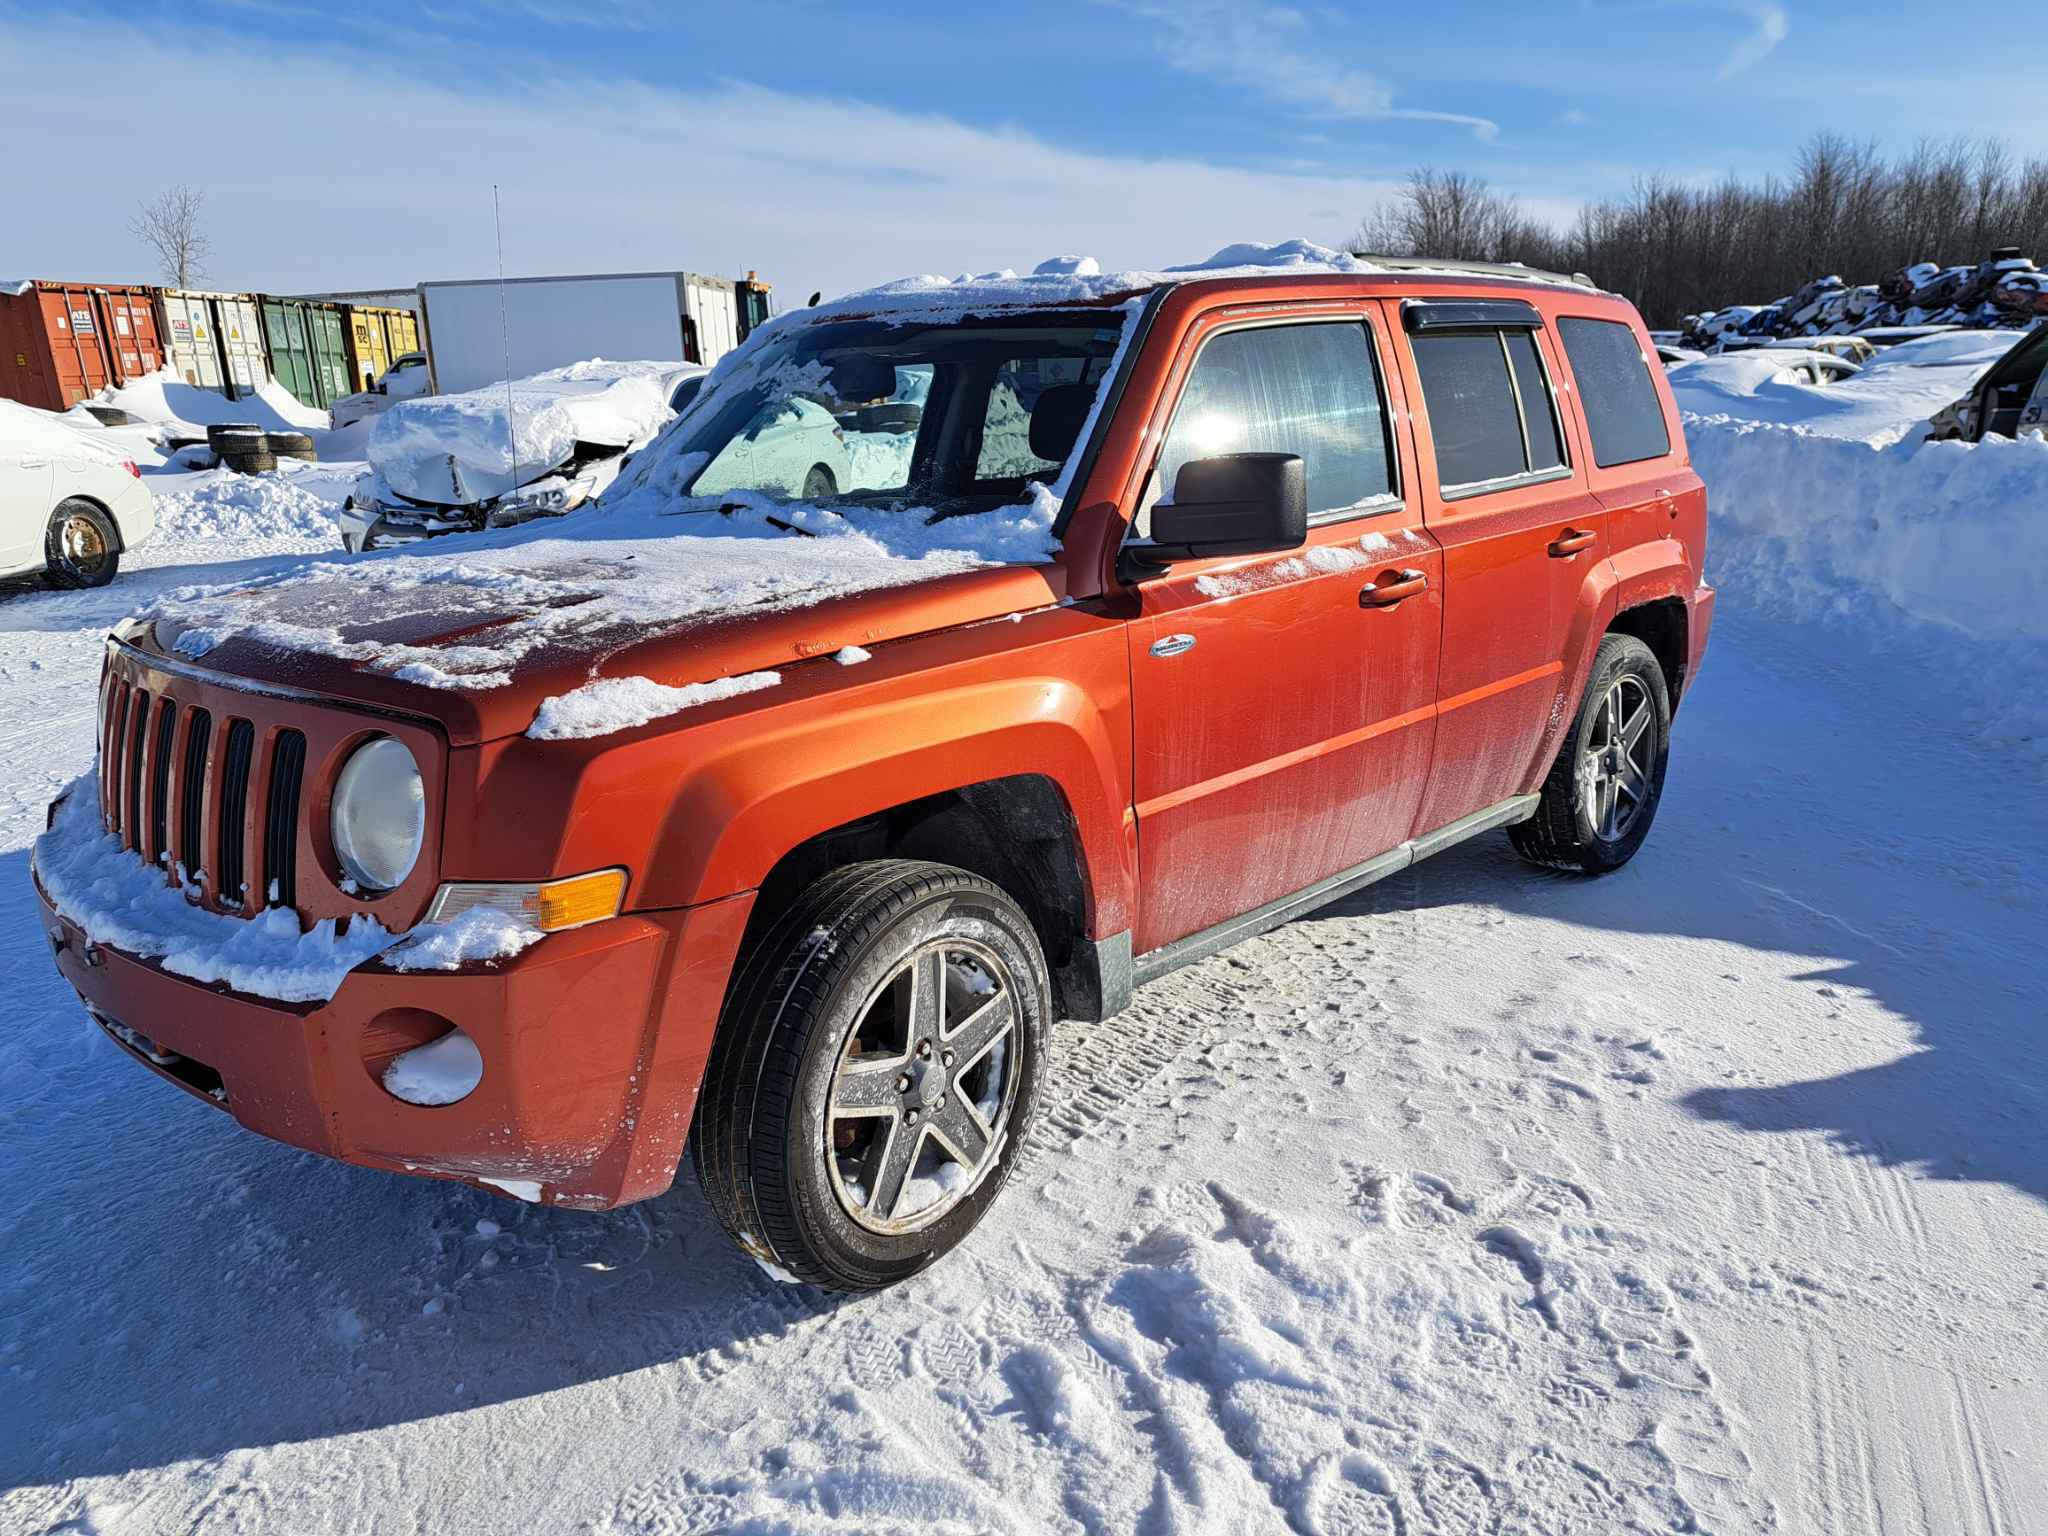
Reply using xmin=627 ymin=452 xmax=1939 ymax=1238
xmin=0 ymin=401 xmax=155 ymax=588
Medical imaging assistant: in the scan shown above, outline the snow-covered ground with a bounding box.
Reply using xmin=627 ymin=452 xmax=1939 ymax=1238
xmin=4 ymin=339 xmax=2047 ymax=1535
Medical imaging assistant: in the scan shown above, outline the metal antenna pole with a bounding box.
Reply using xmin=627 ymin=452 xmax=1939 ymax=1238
xmin=494 ymin=184 xmax=519 ymax=494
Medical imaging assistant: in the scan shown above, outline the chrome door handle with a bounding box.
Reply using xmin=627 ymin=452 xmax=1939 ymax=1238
xmin=1149 ymin=633 xmax=1196 ymax=658
xmin=1359 ymin=570 xmax=1428 ymax=607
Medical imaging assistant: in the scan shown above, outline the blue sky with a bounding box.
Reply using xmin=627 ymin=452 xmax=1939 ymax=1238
xmin=3 ymin=1 xmax=2040 ymax=305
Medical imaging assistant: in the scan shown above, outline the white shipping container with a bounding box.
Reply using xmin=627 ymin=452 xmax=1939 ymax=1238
xmin=155 ymin=290 xmax=224 ymax=390
xmin=213 ymin=296 xmax=270 ymax=398
xmin=416 ymin=272 xmax=743 ymax=396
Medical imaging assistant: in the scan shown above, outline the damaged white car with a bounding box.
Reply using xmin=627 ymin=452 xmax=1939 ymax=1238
xmin=339 ymin=359 xmax=701 ymax=551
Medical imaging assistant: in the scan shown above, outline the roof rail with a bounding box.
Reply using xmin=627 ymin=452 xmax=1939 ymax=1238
xmin=1350 ymin=254 xmax=1599 ymax=290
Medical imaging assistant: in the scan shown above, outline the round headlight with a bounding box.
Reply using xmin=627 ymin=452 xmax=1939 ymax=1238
xmin=331 ymin=736 xmax=425 ymax=893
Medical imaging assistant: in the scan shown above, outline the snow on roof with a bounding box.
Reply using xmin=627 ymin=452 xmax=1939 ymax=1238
xmin=0 ymin=398 xmax=125 ymax=463
xmin=92 ymin=368 xmax=327 ymax=435
xmin=366 ymin=359 xmax=684 ymax=506
xmin=777 ymin=240 xmax=1587 ymax=332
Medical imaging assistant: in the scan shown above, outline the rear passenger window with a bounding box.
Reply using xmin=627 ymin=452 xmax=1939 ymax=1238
xmin=1410 ymin=328 xmax=1570 ymax=492
xmin=1558 ymin=317 xmax=1671 ymax=467
xmin=1149 ymin=322 xmax=1395 ymax=526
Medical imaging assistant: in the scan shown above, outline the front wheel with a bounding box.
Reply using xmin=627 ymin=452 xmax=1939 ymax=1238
xmin=44 ymin=500 xmax=120 ymax=589
xmin=1510 ymin=633 xmax=1671 ymax=873
xmin=690 ymin=860 xmax=1049 ymax=1291
xmin=801 ymin=464 xmax=838 ymax=499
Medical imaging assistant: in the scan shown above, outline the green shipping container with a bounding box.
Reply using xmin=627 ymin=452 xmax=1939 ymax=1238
xmin=259 ymin=297 xmax=351 ymax=411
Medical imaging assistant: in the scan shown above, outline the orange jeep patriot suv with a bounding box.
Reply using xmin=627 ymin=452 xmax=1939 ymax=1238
xmin=34 ymin=248 xmax=1712 ymax=1291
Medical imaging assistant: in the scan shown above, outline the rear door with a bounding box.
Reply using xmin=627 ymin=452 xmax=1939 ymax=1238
xmin=1127 ymin=307 xmax=1442 ymax=956
xmin=1390 ymin=297 xmax=1608 ymax=836
xmin=0 ymin=448 xmax=54 ymax=574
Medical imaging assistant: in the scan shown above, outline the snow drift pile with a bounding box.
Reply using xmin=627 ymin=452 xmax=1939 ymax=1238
xmin=1682 ymin=337 xmax=2048 ymax=751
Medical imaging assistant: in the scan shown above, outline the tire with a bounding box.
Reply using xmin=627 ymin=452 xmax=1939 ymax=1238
xmin=43 ymin=499 xmax=120 ymax=589
xmin=206 ymin=424 xmax=268 ymax=451
xmin=1510 ymin=633 xmax=1671 ymax=874
xmin=691 ymin=860 xmax=1049 ymax=1291
xmin=267 ymin=431 xmax=316 ymax=460
xmin=801 ymin=464 xmax=838 ymax=499
xmin=222 ymin=450 xmax=277 ymax=474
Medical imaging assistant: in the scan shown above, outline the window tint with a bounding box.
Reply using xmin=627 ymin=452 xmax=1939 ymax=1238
xmin=1558 ymin=317 xmax=1671 ymax=467
xmin=1504 ymin=331 xmax=1565 ymax=471
xmin=1410 ymin=332 xmax=1529 ymax=488
xmin=1154 ymin=323 xmax=1394 ymax=520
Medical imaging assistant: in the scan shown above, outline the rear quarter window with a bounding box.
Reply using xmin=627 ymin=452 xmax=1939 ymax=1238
xmin=1558 ymin=317 xmax=1671 ymax=468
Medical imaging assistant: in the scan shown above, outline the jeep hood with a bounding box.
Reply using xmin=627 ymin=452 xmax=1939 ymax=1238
xmin=134 ymin=493 xmax=1067 ymax=744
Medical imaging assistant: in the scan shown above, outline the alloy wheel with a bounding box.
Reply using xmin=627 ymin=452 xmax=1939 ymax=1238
xmin=1580 ymin=673 xmax=1654 ymax=841
xmin=825 ymin=937 xmax=1019 ymax=1235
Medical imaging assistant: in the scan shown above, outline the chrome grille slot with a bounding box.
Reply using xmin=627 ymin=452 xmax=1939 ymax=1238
xmin=218 ymin=719 xmax=254 ymax=907
xmin=264 ymin=729 xmax=306 ymax=909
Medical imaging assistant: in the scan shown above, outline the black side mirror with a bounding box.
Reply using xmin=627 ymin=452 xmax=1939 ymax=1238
xmin=1140 ymin=453 xmax=1307 ymax=568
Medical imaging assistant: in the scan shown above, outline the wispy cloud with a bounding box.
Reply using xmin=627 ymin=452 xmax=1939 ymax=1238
xmin=0 ymin=22 xmax=1416 ymax=306
xmin=1717 ymin=2 xmax=1788 ymax=77
xmin=1111 ymin=0 xmax=1500 ymax=142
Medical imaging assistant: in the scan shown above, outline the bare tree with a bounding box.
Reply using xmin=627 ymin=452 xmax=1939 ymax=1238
xmin=1350 ymin=134 xmax=2048 ymax=326
xmin=130 ymin=185 xmax=213 ymax=288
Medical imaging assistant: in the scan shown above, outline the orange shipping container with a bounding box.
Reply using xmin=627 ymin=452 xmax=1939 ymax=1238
xmin=0 ymin=280 xmax=164 ymax=411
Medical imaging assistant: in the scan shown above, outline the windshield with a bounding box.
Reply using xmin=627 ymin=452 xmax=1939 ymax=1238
xmin=673 ymin=312 xmax=1124 ymax=519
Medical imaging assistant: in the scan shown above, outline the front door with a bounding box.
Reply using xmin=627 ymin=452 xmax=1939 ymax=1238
xmin=1127 ymin=310 xmax=1442 ymax=956
xmin=1391 ymin=304 xmax=1607 ymax=835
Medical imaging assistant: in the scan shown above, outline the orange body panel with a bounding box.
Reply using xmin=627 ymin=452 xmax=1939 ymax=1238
xmin=39 ymin=268 xmax=1713 ymax=1207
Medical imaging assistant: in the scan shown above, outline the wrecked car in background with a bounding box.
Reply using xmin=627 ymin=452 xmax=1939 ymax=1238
xmin=340 ymin=359 xmax=699 ymax=550
xmin=1925 ymin=322 xmax=2048 ymax=442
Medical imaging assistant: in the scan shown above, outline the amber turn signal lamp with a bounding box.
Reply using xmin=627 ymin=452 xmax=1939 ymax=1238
xmin=423 ymin=869 xmax=628 ymax=932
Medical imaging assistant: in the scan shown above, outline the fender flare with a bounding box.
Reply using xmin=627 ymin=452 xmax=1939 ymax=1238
xmin=633 ymin=671 xmax=1137 ymax=939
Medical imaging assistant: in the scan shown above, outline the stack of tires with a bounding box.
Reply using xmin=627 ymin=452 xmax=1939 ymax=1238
xmin=206 ymin=425 xmax=318 ymax=474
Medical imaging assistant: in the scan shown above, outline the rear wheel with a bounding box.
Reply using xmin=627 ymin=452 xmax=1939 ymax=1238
xmin=690 ymin=860 xmax=1048 ymax=1291
xmin=1510 ymin=633 xmax=1671 ymax=873
xmin=43 ymin=500 xmax=120 ymax=589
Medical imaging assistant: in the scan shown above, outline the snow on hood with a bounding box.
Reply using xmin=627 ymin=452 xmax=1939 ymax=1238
xmin=143 ymin=489 xmax=1052 ymax=694
xmin=367 ymin=359 xmax=683 ymax=508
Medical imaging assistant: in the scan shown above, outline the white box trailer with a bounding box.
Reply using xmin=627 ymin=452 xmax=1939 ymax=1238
xmin=416 ymin=271 xmax=742 ymax=395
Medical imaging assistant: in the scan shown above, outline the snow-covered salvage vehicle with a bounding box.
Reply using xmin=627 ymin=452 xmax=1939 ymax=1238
xmin=338 ymin=360 xmax=700 ymax=551
xmin=1925 ymin=322 xmax=2048 ymax=441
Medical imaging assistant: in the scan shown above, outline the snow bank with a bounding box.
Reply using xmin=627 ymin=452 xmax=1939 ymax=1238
xmin=366 ymin=360 xmax=678 ymax=507
xmin=1695 ymin=419 xmax=2048 ymax=645
xmin=150 ymin=466 xmax=345 ymax=542
xmin=527 ymin=669 xmax=781 ymax=740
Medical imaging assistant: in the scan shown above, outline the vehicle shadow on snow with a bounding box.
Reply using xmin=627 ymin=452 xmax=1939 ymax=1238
xmin=0 ymin=848 xmax=859 ymax=1491
xmin=1311 ymin=823 xmax=2048 ymax=1214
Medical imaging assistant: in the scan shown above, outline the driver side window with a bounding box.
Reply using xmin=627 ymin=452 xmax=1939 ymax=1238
xmin=1137 ymin=321 xmax=1395 ymax=537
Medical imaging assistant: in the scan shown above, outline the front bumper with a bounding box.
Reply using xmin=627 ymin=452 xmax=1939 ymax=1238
xmin=36 ymin=868 xmax=754 ymax=1209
